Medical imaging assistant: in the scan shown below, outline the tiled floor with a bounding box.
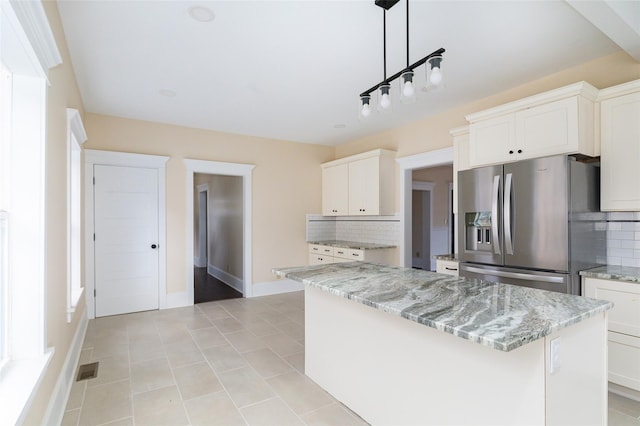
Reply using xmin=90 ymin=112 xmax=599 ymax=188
xmin=62 ymin=291 xmax=640 ymax=426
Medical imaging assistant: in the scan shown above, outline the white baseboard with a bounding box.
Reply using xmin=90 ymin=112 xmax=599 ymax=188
xmin=609 ymin=382 xmax=640 ymax=402
xmin=194 ymin=256 xmax=207 ymax=268
xmin=251 ymin=279 xmax=304 ymax=297
xmin=164 ymin=291 xmax=191 ymax=309
xmin=207 ymin=263 xmax=243 ymax=294
xmin=42 ymin=307 xmax=88 ymax=426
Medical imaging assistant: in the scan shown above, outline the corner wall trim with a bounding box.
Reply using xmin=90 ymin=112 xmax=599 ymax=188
xmin=207 ymin=264 xmax=243 ymax=294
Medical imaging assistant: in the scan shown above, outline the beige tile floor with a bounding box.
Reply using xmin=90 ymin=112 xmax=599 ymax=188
xmin=61 ymin=291 xmax=640 ymax=426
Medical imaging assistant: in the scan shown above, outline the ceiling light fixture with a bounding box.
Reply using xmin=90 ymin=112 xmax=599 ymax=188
xmin=359 ymin=0 xmax=445 ymax=118
xmin=188 ymin=5 xmax=215 ymax=23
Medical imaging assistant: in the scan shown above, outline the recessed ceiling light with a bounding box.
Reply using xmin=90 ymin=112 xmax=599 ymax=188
xmin=188 ymin=6 xmax=215 ymax=22
xmin=159 ymin=89 xmax=177 ymax=97
xmin=333 ymin=124 xmax=346 ymax=129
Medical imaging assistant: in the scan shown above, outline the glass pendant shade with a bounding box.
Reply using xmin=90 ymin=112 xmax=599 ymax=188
xmin=425 ymin=55 xmax=443 ymax=90
xmin=379 ymin=83 xmax=391 ymax=109
xmin=359 ymin=95 xmax=372 ymax=119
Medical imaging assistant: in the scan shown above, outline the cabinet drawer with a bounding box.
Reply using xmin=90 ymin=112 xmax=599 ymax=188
xmin=309 ymin=253 xmax=333 ymax=265
xmin=436 ymin=260 xmax=459 ymax=276
xmin=584 ymin=278 xmax=640 ymax=338
xmin=608 ymin=331 xmax=640 ymax=391
xmin=309 ymin=244 xmax=334 ymax=256
xmin=333 ymin=248 xmax=365 ymax=261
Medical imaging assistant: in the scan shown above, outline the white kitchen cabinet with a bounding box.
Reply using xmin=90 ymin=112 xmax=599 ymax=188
xmin=451 ymin=126 xmax=470 ymax=215
xmin=467 ymin=82 xmax=598 ymax=168
xmin=308 ymin=243 xmax=396 ymax=265
xmin=322 ymin=163 xmax=349 ymax=216
xmin=583 ymin=277 xmax=640 ymax=392
xmin=436 ymin=259 xmax=459 ymax=276
xmin=599 ymin=80 xmax=640 ymax=211
xmin=321 ymin=149 xmax=395 ymax=217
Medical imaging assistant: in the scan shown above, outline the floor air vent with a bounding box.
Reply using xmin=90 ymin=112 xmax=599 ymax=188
xmin=76 ymin=362 xmax=99 ymax=381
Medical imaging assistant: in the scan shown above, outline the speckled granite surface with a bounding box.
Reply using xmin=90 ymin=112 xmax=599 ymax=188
xmin=273 ymin=262 xmax=611 ymax=352
xmin=433 ymin=254 xmax=458 ymax=261
xmin=580 ymin=265 xmax=640 ymax=284
xmin=308 ymin=240 xmax=396 ymax=250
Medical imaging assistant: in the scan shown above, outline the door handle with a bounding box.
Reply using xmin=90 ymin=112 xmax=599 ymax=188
xmin=491 ymin=175 xmax=501 ymax=255
xmin=504 ymin=173 xmax=514 ymax=255
xmin=151 ymin=244 xmax=158 ymax=249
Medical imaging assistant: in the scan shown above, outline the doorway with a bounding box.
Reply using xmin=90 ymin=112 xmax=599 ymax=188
xmin=193 ymin=173 xmax=243 ymax=303
xmin=412 ymin=182 xmax=433 ymax=270
xmin=185 ymin=159 xmax=255 ymax=303
xmin=84 ymin=149 xmax=169 ymax=319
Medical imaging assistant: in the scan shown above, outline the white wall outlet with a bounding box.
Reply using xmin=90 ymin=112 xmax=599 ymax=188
xmin=550 ymin=337 xmax=561 ymax=375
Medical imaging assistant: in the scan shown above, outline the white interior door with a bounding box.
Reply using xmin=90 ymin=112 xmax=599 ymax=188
xmin=94 ymin=164 xmax=159 ymax=317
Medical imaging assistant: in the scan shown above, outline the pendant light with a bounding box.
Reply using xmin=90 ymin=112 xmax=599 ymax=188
xmin=359 ymin=0 xmax=445 ymax=117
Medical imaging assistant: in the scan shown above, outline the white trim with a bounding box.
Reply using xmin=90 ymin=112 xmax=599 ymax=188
xmin=597 ymin=79 xmax=640 ymax=101
xmin=412 ymin=181 xmax=435 ymax=191
xmin=448 ymin=182 xmax=454 ymax=255
xmin=84 ymin=149 xmax=169 ymax=319
xmin=2 ymin=1 xmax=62 ymax=78
xmin=251 ymin=279 xmax=304 ymax=297
xmin=66 ymin=109 xmax=87 ymax=323
xmin=42 ymin=308 xmax=88 ymax=426
xmin=397 ymin=147 xmax=454 ymax=267
xmin=185 ymin=159 xmax=255 ymax=301
xmin=207 ymin=264 xmax=243 ymax=294
xmin=195 ymin=184 xmax=209 ymax=268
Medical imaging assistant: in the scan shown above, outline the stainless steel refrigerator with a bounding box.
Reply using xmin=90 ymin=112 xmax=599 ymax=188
xmin=457 ymin=154 xmax=606 ymax=295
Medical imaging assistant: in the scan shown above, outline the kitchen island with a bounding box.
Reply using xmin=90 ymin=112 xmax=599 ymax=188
xmin=273 ymin=262 xmax=612 ymax=425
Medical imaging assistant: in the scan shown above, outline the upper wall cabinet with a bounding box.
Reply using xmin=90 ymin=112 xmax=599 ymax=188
xmin=466 ymin=82 xmax=599 ymax=168
xmin=321 ymin=149 xmax=396 ymax=216
xmin=598 ymin=80 xmax=640 ymax=211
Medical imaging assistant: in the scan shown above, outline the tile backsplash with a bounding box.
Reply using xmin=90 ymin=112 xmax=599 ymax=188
xmin=306 ymin=214 xmax=400 ymax=246
xmin=605 ymin=212 xmax=640 ymax=267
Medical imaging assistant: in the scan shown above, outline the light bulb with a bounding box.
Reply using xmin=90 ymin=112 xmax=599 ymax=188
xmin=430 ymin=66 xmax=442 ymax=85
xmin=403 ymin=80 xmax=415 ymax=97
xmin=361 ymin=103 xmax=371 ymax=117
xmin=380 ymin=93 xmax=391 ymax=109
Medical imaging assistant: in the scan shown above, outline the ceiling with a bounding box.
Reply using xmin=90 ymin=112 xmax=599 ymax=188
xmin=56 ymin=1 xmax=636 ymax=146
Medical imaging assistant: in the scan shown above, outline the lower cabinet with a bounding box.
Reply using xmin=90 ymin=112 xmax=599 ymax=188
xmin=583 ymin=277 xmax=640 ymax=392
xmin=436 ymin=259 xmax=459 ymax=276
xmin=308 ymin=244 xmax=393 ymax=265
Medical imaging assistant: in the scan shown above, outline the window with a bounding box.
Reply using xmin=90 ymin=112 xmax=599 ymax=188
xmin=66 ymin=109 xmax=87 ymax=322
xmin=0 ymin=0 xmax=62 ymax=423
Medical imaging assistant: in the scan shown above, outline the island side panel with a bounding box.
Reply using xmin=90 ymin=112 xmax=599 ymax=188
xmin=544 ymin=312 xmax=608 ymax=426
xmin=304 ymin=285 xmax=547 ymax=425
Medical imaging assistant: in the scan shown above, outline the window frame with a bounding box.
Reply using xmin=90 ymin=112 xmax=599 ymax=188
xmin=66 ymin=109 xmax=87 ymax=322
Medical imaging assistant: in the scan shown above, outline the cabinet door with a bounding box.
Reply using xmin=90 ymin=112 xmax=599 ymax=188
xmin=453 ymin=131 xmax=470 ymax=215
xmin=583 ymin=278 xmax=640 ymax=338
xmin=322 ymin=164 xmax=349 ymax=216
xmin=469 ymin=114 xmax=515 ymax=167
xmin=515 ymin=97 xmax=578 ymax=160
xmin=348 ymin=157 xmax=379 ymax=215
xmin=309 ymin=253 xmax=333 ymax=265
xmin=601 ymin=92 xmax=640 ymax=211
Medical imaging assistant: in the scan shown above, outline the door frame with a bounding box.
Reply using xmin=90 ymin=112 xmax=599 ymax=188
xmin=397 ymin=148 xmax=453 ymax=267
xmin=195 ymin=183 xmax=209 ymax=268
xmin=184 ymin=159 xmax=255 ymax=300
xmin=84 ymin=149 xmax=169 ymax=319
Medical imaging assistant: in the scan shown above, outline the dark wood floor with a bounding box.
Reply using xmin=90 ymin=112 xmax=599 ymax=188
xmin=194 ymin=267 xmax=243 ymax=304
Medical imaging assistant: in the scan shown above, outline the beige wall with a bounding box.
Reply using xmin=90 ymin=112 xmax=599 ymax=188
xmin=84 ymin=114 xmax=334 ymax=291
xmin=194 ymin=173 xmax=244 ymax=279
xmin=335 ymin=51 xmax=640 ymax=160
xmin=24 ymin=0 xmax=87 ymax=424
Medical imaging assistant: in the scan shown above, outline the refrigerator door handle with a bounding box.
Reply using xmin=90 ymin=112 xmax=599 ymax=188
xmin=491 ymin=175 xmax=501 ymax=255
xmin=463 ymin=265 xmax=565 ymax=283
xmin=504 ymin=172 xmax=514 ymax=255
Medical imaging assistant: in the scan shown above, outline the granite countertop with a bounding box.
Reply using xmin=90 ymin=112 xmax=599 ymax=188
xmin=308 ymin=240 xmax=396 ymax=250
xmin=273 ymin=262 xmax=612 ymax=352
xmin=433 ymin=254 xmax=458 ymax=261
xmin=580 ymin=265 xmax=640 ymax=284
